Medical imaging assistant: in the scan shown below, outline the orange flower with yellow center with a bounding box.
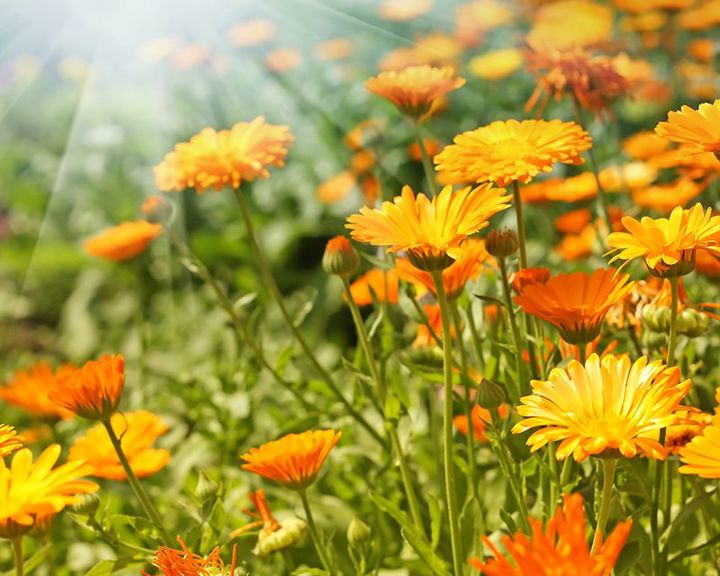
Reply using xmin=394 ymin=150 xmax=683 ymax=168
xmin=348 ymin=268 xmax=399 ymax=306
xmin=84 ymin=220 xmax=162 ymax=262
xmin=606 ymin=203 xmax=720 ymax=277
xmin=655 ymin=99 xmax=720 ymax=158
xmin=0 ymin=444 xmax=98 ymax=539
xmin=1 ymin=362 xmax=75 ymax=420
xmin=346 ymin=184 xmax=510 ymax=271
xmin=364 ymin=65 xmax=465 ymax=118
xmin=434 ymin=119 xmax=591 ymax=187
xmin=240 ymin=429 xmax=341 ymax=490
xmin=50 ymin=355 xmax=125 ymax=421
xmin=69 ymin=410 xmax=170 ymax=480
xmin=679 ymin=413 xmax=720 ymax=478
xmin=514 ymin=269 xmax=635 ymax=344
xmin=154 ymin=116 xmax=294 ymax=193
xmin=145 ymin=537 xmax=236 ymax=576
xmin=513 ymin=354 xmax=691 ymax=461
xmin=0 ymin=425 xmax=22 ymax=458
xmin=470 ymin=493 xmax=632 ymax=575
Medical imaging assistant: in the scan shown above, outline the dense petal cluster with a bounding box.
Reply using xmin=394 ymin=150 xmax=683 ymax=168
xmin=0 ymin=425 xmax=22 ymax=458
xmin=655 ymin=99 xmax=720 ymax=158
xmin=146 ymin=537 xmax=236 ymax=576
xmin=1 ymin=362 xmax=75 ymax=420
xmin=679 ymin=414 xmax=720 ymax=478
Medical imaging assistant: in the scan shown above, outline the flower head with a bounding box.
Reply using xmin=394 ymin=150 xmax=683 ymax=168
xmin=454 ymin=404 xmax=508 ymax=442
xmin=468 ymin=48 xmax=523 ymax=80
xmin=146 ymin=537 xmax=236 ymax=576
xmin=679 ymin=413 xmax=720 ymax=478
xmin=514 ymin=269 xmax=635 ymax=344
xmin=240 ymin=429 xmax=341 ymax=490
xmin=50 ymin=355 xmax=125 ymax=420
xmin=1 ymin=362 xmax=75 ymax=420
xmin=154 ymin=117 xmax=294 ymax=193
xmin=346 ymin=184 xmax=510 ymax=271
xmin=631 ymin=178 xmax=702 ymax=213
xmin=513 ymin=354 xmax=691 ymax=461
xmin=470 ymin=493 xmax=632 ymax=575
xmin=0 ymin=425 xmax=22 ymax=458
xmin=527 ymin=1 xmax=614 ymax=51
xmin=84 ymin=221 xmax=162 ymax=262
xmin=435 ymin=119 xmax=591 ymax=187
xmin=606 ymin=203 xmax=720 ymax=277
xmin=69 ymin=410 xmax=170 ymax=480
xmin=512 ymin=267 xmax=551 ymax=294
xmin=655 ymin=99 xmax=720 ymax=158
xmin=364 ymin=65 xmax=465 ymax=117
xmin=348 ymin=268 xmax=399 ymax=306
xmin=0 ymin=445 xmax=98 ymax=539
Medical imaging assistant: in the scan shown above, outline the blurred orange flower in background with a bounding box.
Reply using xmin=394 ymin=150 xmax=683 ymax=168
xmin=468 ymin=48 xmax=524 ymax=80
xmin=349 ymin=268 xmax=399 ymax=306
xmin=527 ymin=0 xmax=614 ymax=51
xmin=84 ymin=221 xmax=162 ymax=262
xmin=631 ymin=178 xmax=702 ymax=212
xmin=555 ymin=208 xmax=592 ymax=235
xmin=264 ymin=48 xmax=302 ymax=73
xmin=378 ymin=0 xmax=433 ymax=21
xmin=453 ymin=404 xmax=509 ymax=441
xmin=227 ymin=19 xmax=277 ymax=48
xmin=1 ymin=362 xmax=75 ymax=420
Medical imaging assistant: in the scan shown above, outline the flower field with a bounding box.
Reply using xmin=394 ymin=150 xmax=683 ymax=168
xmin=4 ymin=0 xmax=720 ymax=574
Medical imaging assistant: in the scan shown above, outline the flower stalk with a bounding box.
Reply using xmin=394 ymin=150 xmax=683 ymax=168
xmin=592 ymin=458 xmax=617 ymax=553
xmin=11 ymin=537 xmax=23 ymax=576
xmin=299 ymin=490 xmax=336 ymax=576
xmin=667 ymin=276 xmax=680 ymax=367
xmin=413 ymin=120 xmax=438 ymax=197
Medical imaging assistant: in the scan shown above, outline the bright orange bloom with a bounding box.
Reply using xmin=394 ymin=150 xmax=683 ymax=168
xmin=50 ymin=355 xmax=125 ymax=420
xmin=69 ymin=410 xmax=170 ymax=480
xmin=468 ymin=48 xmax=523 ymax=80
xmin=1 ymin=362 xmax=75 ymax=420
xmin=154 ymin=117 xmax=294 ymax=193
xmin=348 ymin=268 xmax=399 ymax=306
xmin=695 ymin=238 xmax=720 ymax=277
xmin=316 ymin=171 xmax=356 ymax=204
xmin=527 ymin=1 xmax=614 ymax=51
xmin=146 ymin=536 xmax=236 ymax=576
xmin=408 ymin=138 xmax=441 ymax=162
xmin=364 ymin=65 xmax=465 ymax=118
xmin=346 ymin=184 xmax=510 ymax=271
xmin=607 ymin=203 xmax=720 ymax=277
xmin=555 ymin=209 xmax=592 ymax=235
xmin=0 ymin=444 xmax=98 ymax=538
xmin=0 ymin=425 xmax=22 ymax=458
xmin=84 ymin=220 xmax=162 ymax=262
xmin=514 ymin=269 xmax=635 ymax=344
xmin=512 ymin=267 xmax=550 ymax=294
xmin=227 ymin=19 xmax=277 ymax=47
xmin=470 ymin=493 xmax=632 ymax=575
xmin=687 ymin=38 xmax=715 ymax=62
xmin=435 ymin=120 xmax=591 ymax=187
xmin=378 ymin=0 xmax=433 ymax=21
xmin=622 ymin=131 xmax=670 ymax=160
xmin=655 ymin=99 xmax=720 ymax=158
xmin=557 ymin=225 xmax=597 ymax=261
xmin=632 ymin=178 xmax=702 ymax=212
xmin=413 ymin=304 xmax=445 ymax=347
xmin=513 ymin=354 xmax=690 ymax=461
xmin=240 ymin=429 xmax=342 ymax=490
xmin=454 ymin=405 xmax=509 ymax=441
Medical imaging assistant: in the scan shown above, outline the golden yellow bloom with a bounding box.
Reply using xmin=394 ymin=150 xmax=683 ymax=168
xmin=666 ymin=410 xmax=711 ymax=454
xmin=435 ymin=119 xmax=591 ymax=187
xmin=454 ymin=1 xmax=515 ymax=46
xmin=50 ymin=355 xmax=125 ymax=421
xmin=154 ymin=117 xmax=294 ymax=193
xmin=0 ymin=444 xmax=98 ymax=538
xmin=346 ymin=184 xmax=510 ymax=270
xmin=514 ymin=269 xmax=635 ymax=344
xmin=607 ymin=203 xmax=720 ymax=277
xmin=1 ymin=362 xmax=75 ymax=420
xmin=84 ymin=221 xmax=162 ymax=262
xmin=527 ymin=1 xmax=614 ymax=51
xmin=0 ymin=425 xmax=22 ymax=458
xmin=468 ymin=48 xmax=524 ymax=80
xmin=241 ymin=429 xmax=341 ymax=490
xmin=69 ymin=410 xmax=170 ymax=481
xmin=655 ymin=99 xmax=720 ymax=158
xmin=364 ymin=65 xmax=465 ymax=118
xmin=513 ymin=354 xmax=691 ymax=461
xmin=679 ymin=413 xmax=720 ymax=478
xmin=470 ymin=493 xmax=632 ymax=575
xmin=622 ymin=130 xmax=670 ymax=160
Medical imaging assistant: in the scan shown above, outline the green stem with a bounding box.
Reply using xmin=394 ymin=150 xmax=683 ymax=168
xmin=431 ymin=270 xmax=464 ymax=576
xmin=511 ymin=181 xmax=528 ymax=270
xmin=498 ymin=257 xmax=525 ymax=403
xmin=592 ymin=458 xmax=617 ymax=553
xmin=102 ymin=419 xmax=173 ymax=546
xmin=667 ymin=276 xmax=680 ymax=366
xmin=464 ymin=301 xmax=485 ymax=370
xmin=489 ymin=427 xmax=531 ymax=533
xmin=341 ymin=278 xmax=425 ymax=534
xmin=11 ymin=538 xmax=23 ymax=576
xmin=414 ymin=120 xmax=438 ymax=197
xmin=233 ymin=188 xmax=386 ymax=448
xmin=299 ymin=490 xmax=336 ymax=576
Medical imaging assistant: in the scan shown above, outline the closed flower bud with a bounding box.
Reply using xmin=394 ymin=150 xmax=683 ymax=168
xmin=195 ymin=473 xmax=220 ymax=501
xmin=485 ymin=229 xmax=518 ymax=258
xmin=141 ymin=195 xmax=173 ymax=224
xmin=323 ymin=236 xmax=360 ymax=279
xmin=347 ymin=516 xmax=373 ymax=550
xmin=477 ymin=378 xmax=505 ymax=411
xmin=677 ymin=308 xmax=710 ymax=337
xmin=642 ymin=305 xmax=671 ymax=333
xmin=254 ymin=517 xmax=307 ymax=557
xmin=72 ymin=493 xmax=101 ymax=517
xmin=643 ymin=330 xmax=666 ymax=349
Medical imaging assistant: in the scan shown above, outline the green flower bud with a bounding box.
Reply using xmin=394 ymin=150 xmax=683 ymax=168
xmin=347 ymin=516 xmax=373 ymax=550
xmin=195 ymin=473 xmax=220 ymax=501
xmin=642 ymin=305 xmax=671 ymax=333
xmin=72 ymin=493 xmax=101 ymax=517
xmin=485 ymin=229 xmax=519 ymax=259
xmin=677 ymin=308 xmax=710 ymax=338
xmin=323 ymin=236 xmax=360 ymax=279
xmin=477 ymin=378 xmax=505 ymax=411
xmin=254 ymin=517 xmax=307 ymax=557
xmin=643 ymin=330 xmax=666 ymax=349
xmin=141 ymin=195 xmax=174 ymax=224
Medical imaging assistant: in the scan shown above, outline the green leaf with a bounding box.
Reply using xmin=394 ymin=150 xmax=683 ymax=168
xmin=499 ymin=508 xmax=518 ymax=534
xmin=427 ymin=494 xmax=442 ymax=550
xmin=384 ymin=393 xmax=401 ymax=422
xmin=473 ymin=293 xmax=508 ymax=309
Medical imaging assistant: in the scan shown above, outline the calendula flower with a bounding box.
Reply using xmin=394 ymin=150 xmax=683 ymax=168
xmin=623 ymin=131 xmax=670 ymax=160
xmin=555 ymin=208 xmax=592 ymax=235
xmin=513 ymin=353 xmax=691 ymax=461
xmin=146 ymin=537 xmax=236 ymax=576
xmin=453 ymin=405 xmax=509 ymax=442
xmin=679 ymin=411 xmax=720 ymax=477
xmin=240 ymin=430 xmax=342 ymax=490
xmin=413 ymin=304 xmax=447 ymax=347
xmin=632 ymin=178 xmax=702 ymax=212
xmin=527 ymin=1 xmax=614 ymax=51
xmin=1 ymin=362 xmax=75 ymax=420
xmin=345 ymin=119 xmax=384 ymax=151
xmin=0 ymin=425 xmax=22 ymax=458
xmin=316 ymin=171 xmax=356 ymax=204
xmin=348 ymin=268 xmax=399 ymax=306
xmin=435 ymin=119 xmax=591 ymax=187
xmin=314 ymin=38 xmax=354 ymax=61
xmin=557 ymin=225 xmax=598 ymax=261
xmin=50 ymin=355 xmax=125 ymax=421
xmin=470 ymin=493 xmax=632 ymax=575
xmin=454 ymin=1 xmax=515 ymax=47
xmin=364 ymin=65 xmax=465 ymax=118
xmin=346 ymin=184 xmax=510 ymax=271
xmin=154 ymin=117 xmax=294 ymax=193
xmin=227 ymin=19 xmax=277 ymax=47
xmin=655 ymin=100 xmax=720 ymax=158
xmin=408 ymin=138 xmax=441 ymax=162
xmin=607 ymin=203 xmax=720 ymax=277
xmin=666 ymin=410 xmax=712 ymax=454
xmin=514 ymin=269 xmax=635 ymax=344
xmin=264 ymin=48 xmax=302 ymax=73
xmin=599 ymin=162 xmax=658 ymax=192
xmin=69 ymin=410 xmax=170 ymax=480
xmin=468 ymin=48 xmax=523 ymax=80
xmin=512 ymin=267 xmax=551 ymax=294
xmin=84 ymin=221 xmax=162 ymax=262
xmin=0 ymin=445 xmax=98 ymax=538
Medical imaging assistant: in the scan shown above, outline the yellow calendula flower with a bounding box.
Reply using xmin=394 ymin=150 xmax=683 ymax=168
xmin=655 ymin=99 xmax=720 ymax=158
xmin=513 ymin=354 xmax=691 ymax=462
xmin=0 ymin=425 xmax=23 ymax=458
xmin=679 ymin=413 xmax=720 ymax=478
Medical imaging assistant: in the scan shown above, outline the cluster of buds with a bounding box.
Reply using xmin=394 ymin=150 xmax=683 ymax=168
xmin=642 ymin=305 xmax=710 ymax=338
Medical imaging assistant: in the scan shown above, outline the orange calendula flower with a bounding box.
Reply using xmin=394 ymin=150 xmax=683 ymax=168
xmin=513 ymin=353 xmax=691 ymax=461
xmin=454 ymin=405 xmax=509 ymax=442
xmin=316 ymin=171 xmax=356 ymax=204
xmin=413 ymin=303 xmax=447 ymax=347
xmin=50 ymin=354 xmax=125 ymax=421
xmin=69 ymin=410 xmax=170 ymax=480
xmin=0 ymin=444 xmax=98 ymax=538
xmin=470 ymin=493 xmax=632 ymax=575
xmin=622 ymin=130 xmax=670 ymax=160
xmin=84 ymin=220 xmax=162 ymax=262
xmin=154 ymin=117 xmax=294 ymax=193
xmin=408 ymin=138 xmax=441 ymax=162
xmin=512 ymin=267 xmax=550 ymax=294
xmin=227 ymin=19 xmax=277 ymax=47
xmin=454 ymin=1 xmax=515 ymax=47
xmin=0 ymin=425 xmax=22 ymax=458
xmin=631 ymin=178 xmax=702 ymax=212
xmin=606 ymin=203 xmax=720 ymax=277
xmin=348 ymin=268 xmax=399 ymax=306
xmin=679 ymin=413 xmax=720 ymax=478
xmin=557 ymin=225 xmax=597 ymax=261
xmin=1 ymin=362 xmax=75 ymax=420
xmin=555 ymin=208 xmax=592 ymax=235
xmin=146 ymin=536 xmax=237 ymax=576
xmin=435 ymin=119 xmax=591 ymax=187
xmin=655 ymin=99 xmax=720 ymax=158
xmin=346 ymin=184 xmax=510 ymax=271
xmin=527 ymin=1 xmax=614 ymax=51
xmin=514 ymin=269 xmax=635 ymax=344
xmin=264 ymin=48 xmax=302 ymax=73
xmin=240 ymin=429 xmax=342 ymax=490
xmin=364 ymin=65 xmax=465 ymax=118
